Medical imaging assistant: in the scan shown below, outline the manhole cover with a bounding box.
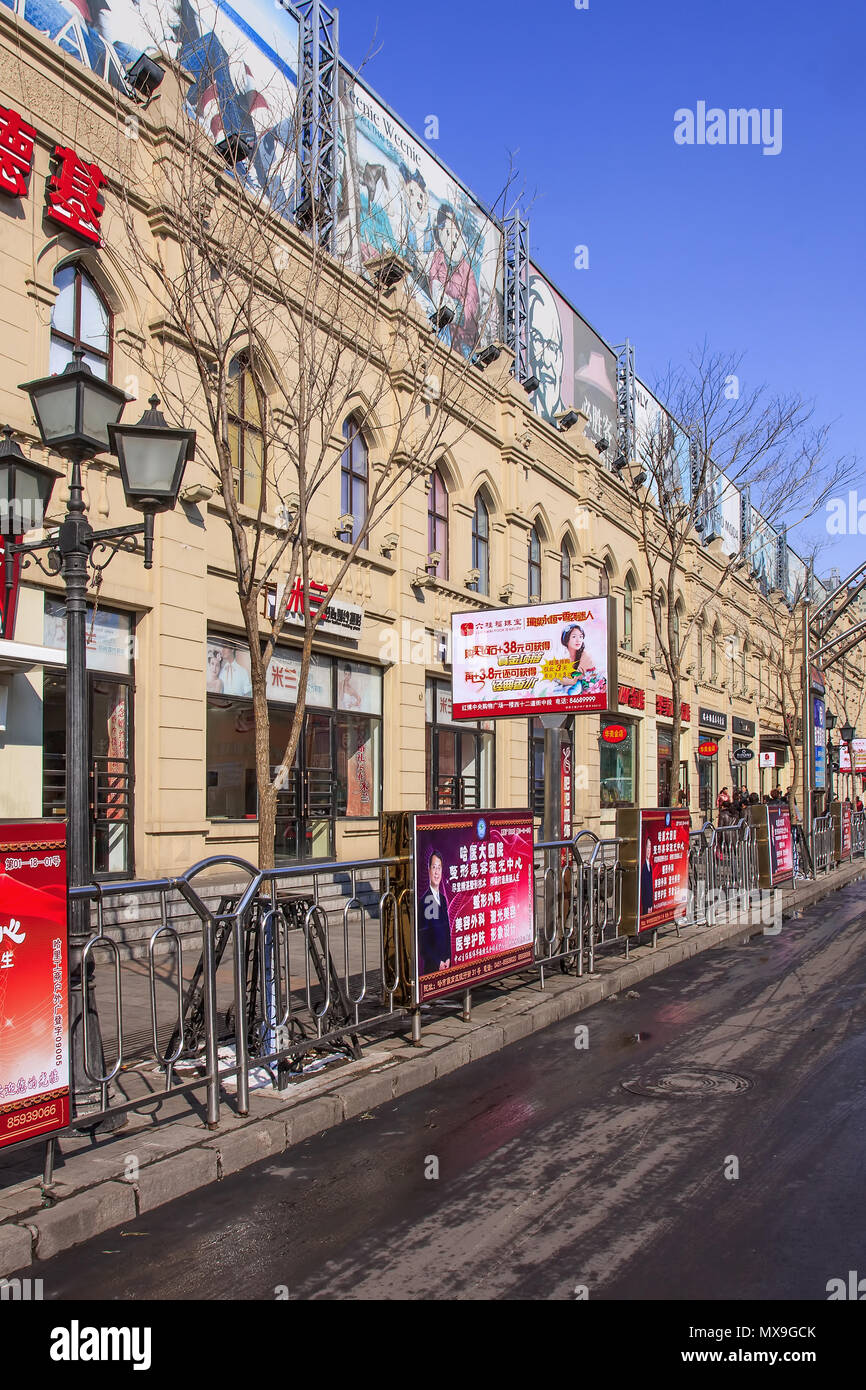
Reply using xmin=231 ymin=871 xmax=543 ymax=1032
xmin=622 ymin=1067 xmax=752 ymax=1099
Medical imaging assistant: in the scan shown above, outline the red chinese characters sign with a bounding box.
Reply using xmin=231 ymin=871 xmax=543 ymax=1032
xmin=656 ymin=695 xmax=690 ymax=722
xmin=560 ymin=741 xmax=573 ymax=867
xmin=0 ymin=105 xmax=106 ymax=245
xmin=0 ymin=104 xmax=36 ymax=197
xmin=0 ymin=821 xmax=70 ymax=1149
xmin=618 ymin=684 xmax=645 ymax=710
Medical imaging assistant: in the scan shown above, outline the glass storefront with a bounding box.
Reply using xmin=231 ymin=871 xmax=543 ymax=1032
xmin=206 ymin=638 xmax=383 ymax=862
xmin=425 ymin=679 xmax=493 ymax=810
xmin=657 ymin=726 xmax=673 ymax=807
xmin=600 ymin=718 xmax=636 ymax=806
xmin=41 ymin=600 xmax=135 ymax=876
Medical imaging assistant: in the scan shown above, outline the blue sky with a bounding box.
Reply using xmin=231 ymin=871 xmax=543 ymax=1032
xmin=337 ymin=0 xmax=865 ymax=581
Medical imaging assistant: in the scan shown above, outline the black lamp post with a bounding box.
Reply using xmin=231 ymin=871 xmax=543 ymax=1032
xmin=841 ymin=722 xmax=856 ymax=802
xmin=2 ymin=353 xmax=195 ymax=1124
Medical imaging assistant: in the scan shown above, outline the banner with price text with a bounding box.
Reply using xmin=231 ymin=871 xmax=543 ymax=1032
xmin=0 ymin=821 xmax=69 ymax=1149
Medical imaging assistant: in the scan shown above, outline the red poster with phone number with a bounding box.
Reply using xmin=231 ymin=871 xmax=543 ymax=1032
xmin=0 ymin=822 xmax=70 ymax=1149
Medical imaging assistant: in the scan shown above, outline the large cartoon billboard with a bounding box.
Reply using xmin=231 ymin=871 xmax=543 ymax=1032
xmin=526 ymin=266 xmax=618 ymax=447
xmin=336 ymin=68 xmax=503 ymax=358
xmin=1 ymin=0 xmax=300 ymax=213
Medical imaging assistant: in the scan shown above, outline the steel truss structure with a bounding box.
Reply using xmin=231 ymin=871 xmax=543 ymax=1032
xmin=504 ymin=214 xmax=529 ymax=381
xmin=293 ymin=0 xmax=339 ymax=253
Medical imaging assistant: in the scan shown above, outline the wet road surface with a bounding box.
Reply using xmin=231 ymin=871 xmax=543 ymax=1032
xmin=24 ymin=879 xmax=866 ymax=1300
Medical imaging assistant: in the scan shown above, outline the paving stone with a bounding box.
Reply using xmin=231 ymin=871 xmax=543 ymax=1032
xmin=208 ymin=1121 xmax=287 ymax=1177
xmin=0 ymin=1222 xmax=33 ymax=1276
xmin=285 ymin=1095 xmax=342 ymax=1147
xmin=132 ymin=1147 xmax=219 ymax=1213
xmin=29 ymin=1182 xmax=137 ymax=1261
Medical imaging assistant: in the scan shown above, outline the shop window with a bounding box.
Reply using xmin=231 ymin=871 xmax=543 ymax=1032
xmin=600 ymin=718 xmax=636 ymax=807
xmin=340 ymin=415 xmax=369 ymax=548
xmin=426 ymin=678 xmax=493 ymax=810
xmin=428 ymin=468 xmax=449 ymax=579
xmin=471 ymin=492 xmax=489 ymax=595
xmin=528 ymin=524 xmax=542 ymax=600
xmin=228 ymin=353 xmax=265 ymax=509
xmin=50 ymin=263 xmax=112 ymax=380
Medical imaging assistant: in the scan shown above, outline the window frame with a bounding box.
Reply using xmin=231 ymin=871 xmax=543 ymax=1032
xmin=228 ymin=352 xmax=266 ymax=510
xmin=528 ymin=524 xmax=542 ymax=600
xmin=428 ymin=468 xmax=449 ymax=579
xmin=340 ymin=415 xmax=369 ymax=550
xmin=50 ymin=262 xmax=113 ymax=380
xmin=471 ymin=492 xmax=490 ymax=594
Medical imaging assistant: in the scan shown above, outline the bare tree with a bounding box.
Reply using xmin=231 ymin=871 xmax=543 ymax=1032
xmin=624 ymin=343 xmax=857 ymax=809
xmin=108 ymin=40 xmax=515 ymax=865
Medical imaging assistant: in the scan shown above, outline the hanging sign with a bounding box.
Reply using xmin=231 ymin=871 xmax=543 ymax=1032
xmin=602 ymin=723 xmax=628 ymax=745
xmin=698 ymin=740 xmax=719 ymax=757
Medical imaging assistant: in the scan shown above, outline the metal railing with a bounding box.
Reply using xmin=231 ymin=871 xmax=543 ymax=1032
xmin=812 ymin=814 xmax=834 ymax=875
xmin=67 ymin=853 xmax=410 ymax=1132
xmin=853 ymin=810 xmax=866 ymax=859
xmin=711 ymin=822 xmax=758 ymax=898
xmin=533 ymin=830 xmax=600 ymax=978
xmin=685 ymin=823 xmax=715 ymax=925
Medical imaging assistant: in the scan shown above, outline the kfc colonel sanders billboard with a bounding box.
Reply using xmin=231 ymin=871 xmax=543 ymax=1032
xmin=451 ymin=598 xmax=612 ymax=720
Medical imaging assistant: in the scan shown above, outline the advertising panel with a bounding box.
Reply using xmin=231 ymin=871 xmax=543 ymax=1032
xmin=768 ymin=805 xmax=794 ymax=884
xmin=526 ymin=267 xmax=618 ymax=446
xmin=633 ymin=380 xmax=691 ymax=506
xmin=839 ymin=740 xmax=866 ymax=773
xmin=750 ymin=514 xmax=778 ymax=595
xmin=337 ymin=70 xmax=503 ymax=357
xmin=1 ymin=1 xmax=300 ymax=213
xmin=451 ymin=598 xmax=610 ymax=720
xmin=813 ymin=697 xmax=826 ymax=791
xmin=413 ymin=810 xmax=534 ymax=1002
xmin=44 ymin=598 xmax=134 ymax=674
xmin=0 ymin=821 xmax=69 ymax=1149
xmin=206 ymin=638 xmax=333 ymax=707
xmin=617 ymin=807 xmax=690 ymax=936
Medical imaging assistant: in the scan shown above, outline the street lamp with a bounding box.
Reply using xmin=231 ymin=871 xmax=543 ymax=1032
xmin=2 ymin=355 xmax=195 ymax=1127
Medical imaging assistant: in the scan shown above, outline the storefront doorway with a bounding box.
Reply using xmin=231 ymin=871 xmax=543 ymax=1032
xmin=425 ymin=679 xmax=493 ymax=810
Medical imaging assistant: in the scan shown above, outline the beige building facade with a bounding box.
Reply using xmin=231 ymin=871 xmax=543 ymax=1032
xmin=0 ymin=11 xmax=863 ymax=882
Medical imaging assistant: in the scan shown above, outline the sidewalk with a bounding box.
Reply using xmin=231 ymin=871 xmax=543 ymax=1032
xmin=2 ymin=858 xmax=864 ymax=1277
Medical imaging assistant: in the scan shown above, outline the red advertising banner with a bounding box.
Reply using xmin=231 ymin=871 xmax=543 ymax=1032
xmin=560 ymin=742 xmax=573 ymax=867
xmin=768 ymin=805 xmax=794 ymax=885
xmin=451 ymin=599 xmax=610 ymax=719
xmin=841 ymin=803 xmax=852 ymax=861
xmin=0 ymin=821 xmax=70 ymax=1149
xmin=413 ymin=810 xmax=535 ymax=1002
xmin=639 ymin=809 xmax=690 ymax=933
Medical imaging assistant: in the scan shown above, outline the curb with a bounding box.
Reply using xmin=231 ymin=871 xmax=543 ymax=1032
xmin=1 ymin=857 xmax=864 ymax=1276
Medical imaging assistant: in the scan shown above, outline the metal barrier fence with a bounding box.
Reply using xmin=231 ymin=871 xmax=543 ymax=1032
xmin=11 ymin=806 xmax=854 ymax=1160
xmin=532 ymin=833 xmax=623 ymax=978
xmin=812 ymin=815 xmax=834 ymax=875
xmin=68 ymin=853 xmax=409 ymax=1132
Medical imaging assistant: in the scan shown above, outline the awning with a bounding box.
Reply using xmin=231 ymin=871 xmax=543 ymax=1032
xmin=0 ymin=639 xmax=66 ymax=674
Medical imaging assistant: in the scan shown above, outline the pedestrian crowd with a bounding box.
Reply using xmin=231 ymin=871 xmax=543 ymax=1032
xmin=715 ymin=785 xmax=800 ymax=827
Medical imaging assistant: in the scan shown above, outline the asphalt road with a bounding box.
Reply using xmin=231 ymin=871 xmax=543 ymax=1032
xmin=28 ymin=879 xmax=866 ymax=1301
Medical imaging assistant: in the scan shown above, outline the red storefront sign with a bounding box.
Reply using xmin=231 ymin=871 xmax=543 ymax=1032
xmin=0 ymin=104 xmax=106 ymax=245
xmin=698 ymin=740 xmax=719 ymax=757
xmin=0 ymin=821 xmax=70 ymax=1149
xmin=617 ymin=684 xmax=645 ymax=710
xmin=602 ymin=724 xmax=628 ymax=745
xmin=656 ymin=695 xmax=690 ymax=722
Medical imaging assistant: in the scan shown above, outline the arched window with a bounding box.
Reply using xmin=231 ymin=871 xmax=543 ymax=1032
xmin=623 ymin=573 xmax=635 ymax=651
xmin=697 ymin=622 xmax=704 ymax=679
xmin=653 ymin=591 xmax=666 ymax=664
xmin=710 ymin=622 xmax=720 ymax=682
xmin=427 ymin=468 xmax=448 ymax=579
xmin=471 ymin=492 xmax=489 ymax=595
xmin=560 ymin=537 xmax=573 ymax=601
xmin=50 ymin=264 xmax=112 ymax=379
xmin=598 ymin=558 xmax=611 ymax=597
xmin=741 ymin=641 xmax=748 ymax=693
xmin=228 ymin=353 xmax=265 ymax=508
xmin=528 ymin=525 xmax=542 ymax=600
xmin=340 ymin=415 xmax=368 ymax=548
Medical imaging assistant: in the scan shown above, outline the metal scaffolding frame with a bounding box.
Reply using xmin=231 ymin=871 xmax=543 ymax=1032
xmin=504 ymin=215 xmax=529 ymax=380
xmin=293 ymin=0 xmax=339 ymax=253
